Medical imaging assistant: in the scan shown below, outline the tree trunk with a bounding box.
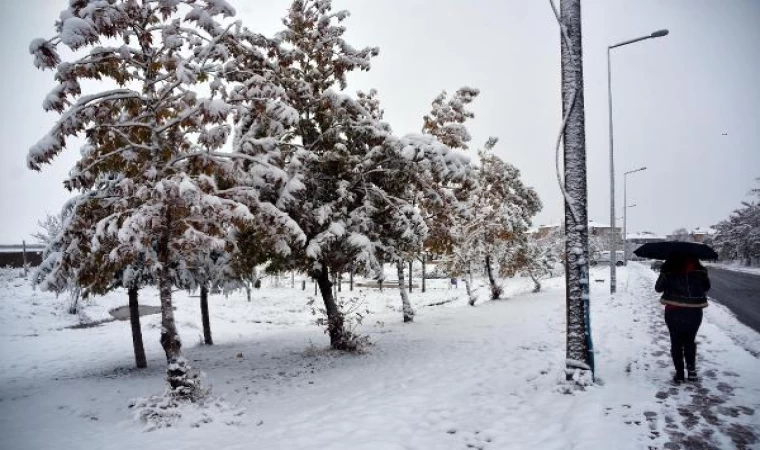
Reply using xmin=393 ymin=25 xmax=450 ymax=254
xmin=315 ymin=264 xmax=349 ymax=350
xmin=338 ymin=272 xmax=342 ymax=292
xmin=421 ymin=254 xmax=426 ymax=293
xmin=349 ymin=267 xmax=354 ymax=291
xmin=67 ymin=285 xmax=81 ymax=315
xmin=157 ymin=213 xmax=197 ymax=396
xmin=560 ymin=0 xmax=593 ymax=381
xmin=408 ymin=260 xmax=413 ymax=292
xmin=530 ymin=272 xmax=542 ymax=293
xmin=22 ymin=240 xmax=28 ymax=278
xmin=396 ymin=260 xmax=414 ymax=322
xmin=200 ymin=285 xmax=213 ymax=345
xmin=245 ymin=282 xmax=252 ymax=302
xmin=128 ymin=286 xmax=147 ymax=369
xmin=464 ymin=272 xmax=476 ymax=306
xmin=485 ymin=254 xmax=501 ymax=299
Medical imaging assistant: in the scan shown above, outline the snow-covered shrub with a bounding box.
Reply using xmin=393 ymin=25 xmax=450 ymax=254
xmin=129 ymin=386 xmax=244 ymax=432
xmin=307 ymin=295 xmax=371 ymax=352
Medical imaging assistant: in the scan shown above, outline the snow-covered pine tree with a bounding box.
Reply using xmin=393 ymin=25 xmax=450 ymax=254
xmin=471 ymin=139 xmax=541 ymax=300
xmin=375 ymin=87 xmax=482 ymax=319
xmin=422 ymin=87 xmax=480 ymax=150
xmin=231 ymin=0 xmax=474 ymax=338
xmin=711 ymin=179 xmax=760 ymax=265
xmin=230 ymin=0 xmax=380 ymax=349
xmin=414 ymin=88 xmax=481 ymax=298
xmin=181 ymin=249 xmax=242 ymax=346
xmin=517 ymin=229 xmax=562 ymax=293
xmin=32 ymin=212 xmax=65 ymax=248
xmin=32 ymin=209 xmax=83 ymax=314
xmin=434 ymin=137 xmax=540 ymax=303
xmin=35 ymin=200 xmax=154 ymax=368
xmin=29 ymin=0 xmax=250 ymax=396
xmin=227 ymin=227 xmax=276 ymax=302
xmin=119 ymin=257 xmax=155 ymax=369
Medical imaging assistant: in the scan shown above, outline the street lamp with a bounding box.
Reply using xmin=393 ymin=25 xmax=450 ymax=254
xmin=607 ymin=29 xmax=668 ymax=294
xmin=623 ymin=167 xmax=647 ymax=265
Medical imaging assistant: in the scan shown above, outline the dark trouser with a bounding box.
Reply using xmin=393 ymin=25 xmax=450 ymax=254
xmin=664 ymin=307 xmax=703 ymax=375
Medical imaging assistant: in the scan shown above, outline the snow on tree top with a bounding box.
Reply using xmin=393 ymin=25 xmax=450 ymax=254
xmin=328 ymin=222 xmax=346 ymax=237
xmin=60 ymin=17 xmax=97 ymax=49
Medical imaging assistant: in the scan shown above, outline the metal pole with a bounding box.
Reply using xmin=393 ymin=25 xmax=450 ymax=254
xmin=606 ymin=30 xmax=668 ymax=293
xmin=607 ymin=47 xmax=617 ymax=293
xmin=623 ymin=176 xmax=627 ymax=266
xmin=622 ymin=167 xmax=646 ymax=266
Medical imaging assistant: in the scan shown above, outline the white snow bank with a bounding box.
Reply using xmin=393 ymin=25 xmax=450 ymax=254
xmin=706 ymin=262 xmax=760 ymax=276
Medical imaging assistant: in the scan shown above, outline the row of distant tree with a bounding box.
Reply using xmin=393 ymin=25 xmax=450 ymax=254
xmin=708 ymin=179 xmax=760 ymax=266
xmin=666 ymin=179 xmax=759 ymax=266
xmin=29 ymin=0 xmax=549 ymax=399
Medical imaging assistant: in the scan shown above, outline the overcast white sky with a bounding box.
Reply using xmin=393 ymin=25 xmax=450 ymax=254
xmin=1 ymin=0 xmax=758 ymax=244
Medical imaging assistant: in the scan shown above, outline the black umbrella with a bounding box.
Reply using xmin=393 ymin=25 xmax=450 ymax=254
xmin=633 ymin=241 xmax=718 ymax=261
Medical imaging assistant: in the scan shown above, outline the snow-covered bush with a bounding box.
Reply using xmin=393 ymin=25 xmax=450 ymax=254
xmin=307 ymin=294 xmax=372 ymax=352
xmin=129 ymin=385 xmax=244 ymax=432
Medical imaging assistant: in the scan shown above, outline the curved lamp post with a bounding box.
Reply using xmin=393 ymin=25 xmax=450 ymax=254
xmin=608 ymin=29 xmax=668 ymax=293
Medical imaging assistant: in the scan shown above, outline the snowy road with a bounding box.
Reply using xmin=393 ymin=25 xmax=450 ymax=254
xmin=709 ymin=267 xmax=760 ymax=334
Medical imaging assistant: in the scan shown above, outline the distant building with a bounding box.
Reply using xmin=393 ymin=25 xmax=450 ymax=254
xmin=665 ymin=227 xmax=715 ymax=243
xmin=587 ymin=220 xmax=623 ymax=244
xmin=626 ymin=231 xmax=667 ymax=245
xmin=531 ymin=220 xmax=622 ymax=248
xmin=691 ymin=228 xmax=714 ymax=243
xmin=0 ymin=244 xmax=45 ymax=268
xmin=625 ymin=231 xmax=667 ymax=260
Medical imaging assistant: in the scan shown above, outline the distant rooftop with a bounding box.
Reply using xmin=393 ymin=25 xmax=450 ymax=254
xmin=535 ymin=220 xmax=616 ymax=230
xmin=626 ymin=231 xmax=667 ymax=240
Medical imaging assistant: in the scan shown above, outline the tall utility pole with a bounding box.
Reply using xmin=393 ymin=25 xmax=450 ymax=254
xmin=559 ymin=0 xmax=593 ymax=379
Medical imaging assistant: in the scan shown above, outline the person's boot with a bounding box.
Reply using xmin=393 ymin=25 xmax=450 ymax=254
xmin=687 ymin=367 xmax=698 ymax=382
xmin=672 ymin=371 xmax=685 ymax=384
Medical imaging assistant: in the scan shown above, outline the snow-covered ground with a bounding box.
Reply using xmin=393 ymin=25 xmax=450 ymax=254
xmin=1 ymin=264 xmax=758 ymax=449
xmin=707 ymin=262 xmax=760 ymax=276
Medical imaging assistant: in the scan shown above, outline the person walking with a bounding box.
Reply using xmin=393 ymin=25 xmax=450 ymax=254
xmin=655 ymin=256 xmax=710 ymax=384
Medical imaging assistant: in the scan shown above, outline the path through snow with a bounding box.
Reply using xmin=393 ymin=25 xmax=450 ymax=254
xmin=0 ymin=265 xmax=758 ymax=449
